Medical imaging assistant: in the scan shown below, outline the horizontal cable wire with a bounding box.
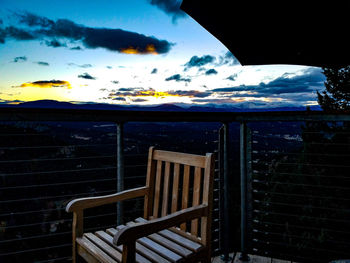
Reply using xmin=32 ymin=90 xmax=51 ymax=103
xmin=255 ymin=161 xmax=350 ymax=169
xmin=253 ymin=209 xmax=350 ymax=224
xmin=0 ymin=143 xmax=115 ymax=150
xmin=0 ymin=155 xmax=116 ymax=164
xmin=0 ymin=166 xmax=117 ymax=177
xmin=34 ymin=256 xmax=71 ymax=263
xmin=254 ymin=199 xmax=350 ymax=213
xmin=0 ymin=189 xmax=114 ymax=204
xmin=2 ymin=212 xmax=116 ymax=230
xmin=253 ymin=219 xmax=350 ymax=236
xmin=253 ymin=171 xmax=350 ymax=180
xmin=253 ymin=190 xmax=350 ymax=202
xmin=0 ymin=244 xmax=71 ymax=257
xmin=0 ymin=178 xmax=116 ymax=191
xmin=253 ymin=179 xmax=350 ymax=190
xmin=252 ymin=228 xmax=350 ymax=246
xmin=252 ymin=239 xmax=350 ymax=257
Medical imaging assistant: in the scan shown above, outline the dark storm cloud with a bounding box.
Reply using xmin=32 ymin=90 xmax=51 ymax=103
xmin=118 ymin=88 xmax=139 ymax=91
xmin=184 ymin=55 xmax=215 ymax=69
xmin=107 ymin=88 xmax=209 ymax=99
xmin=34 ymin=61 xmax=49 ymax=66
xmin=168 ymin=90 xmax=211 ymax=98
xmin=13 ymin=56 xmax=27 ymax=62
xmin=2 ymin=12 xmax=173 ymax=54
xmin=165 ymin=74 xmax=191 ymax=82
xmin=0 ymin=26 xmax=35 ymax=41
xmin=151 ymin=68 xmax=158 ymax=74
xmin=112 ymin=97 xmax=126 ymax=101
xmin=212 ymin=68 xmax=325 ymax=95
xmin=45 ymin=39 xmax=66 ymax=47
xmin=16 ymin=11 xmax=54 ymax=27
xmin=205 ymin=69 xmax=218 ymax=75
xmin=78 ymin=72 xmax=96 ymax=80
xmin=148 ymin=0 xmax=186 ymax=22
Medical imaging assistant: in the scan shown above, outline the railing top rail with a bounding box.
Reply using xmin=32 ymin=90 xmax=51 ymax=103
xmin=0 ymin=107 xmax=350 ymax=122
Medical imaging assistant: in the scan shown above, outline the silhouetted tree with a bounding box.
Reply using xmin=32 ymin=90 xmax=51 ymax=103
xmin=317 ymin=66 xmax=350 ymax=112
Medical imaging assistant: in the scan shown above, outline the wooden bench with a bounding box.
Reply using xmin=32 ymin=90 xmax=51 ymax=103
xmin=66 ymin=147 xmax=215 ymax=263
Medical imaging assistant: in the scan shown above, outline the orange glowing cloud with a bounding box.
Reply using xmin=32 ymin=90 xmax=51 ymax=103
xmin=136 ymin=90 xmax=177 ymax=98
xmin=108 ymin=88 xmax=212 ymax=101
xmin=120 ymin=44 xmax=158 ymax=55
xmin=19 ymin=80 xmax=72 ymax=89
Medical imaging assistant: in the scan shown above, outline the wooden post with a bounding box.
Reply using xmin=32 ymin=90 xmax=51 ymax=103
xmin=219 ymin=124 xmax=231 ymax=261
xmin=239 ymin=122 xmax=250 ymax=261
xmin=117 ymin=122 xmax=124 ymax=225
xmin=72 ymin=210 xmax=83 ymax=263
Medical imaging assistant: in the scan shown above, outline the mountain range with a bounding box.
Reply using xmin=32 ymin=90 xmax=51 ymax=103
xmin=0 ymin=100 xmax=322 ymax=112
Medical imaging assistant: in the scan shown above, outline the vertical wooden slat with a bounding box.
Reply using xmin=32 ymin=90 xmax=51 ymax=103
xmin=191 ymin=167 xmax=202 ymax=236
xmin=152 ymin=160 xmax=163 ymax=218
xmin=180 ymin=165 xmax=190 ymax=230
xmin=161 ymin=162 xmax=171 ymax=216
xmin=171 ymin=163 xmax=180 ymax=213
xmin=144 ymin=147 xmax=156 ymax=219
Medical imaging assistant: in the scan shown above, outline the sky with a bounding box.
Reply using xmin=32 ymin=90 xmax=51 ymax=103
xmin=0 ymin=0 xmax=326 ymax=108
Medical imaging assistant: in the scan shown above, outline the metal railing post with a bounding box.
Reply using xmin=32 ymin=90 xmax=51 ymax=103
xmin=116 ymin=122 xmax=124 ymax=225
xmin=219 ymin=123 xmax=232 ymax=262
xmin=239 ymin=122 xmax=250 ymax=261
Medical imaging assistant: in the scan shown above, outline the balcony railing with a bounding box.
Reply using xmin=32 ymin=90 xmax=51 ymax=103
xmin=0 ymin=107 xmax=350 ymax=263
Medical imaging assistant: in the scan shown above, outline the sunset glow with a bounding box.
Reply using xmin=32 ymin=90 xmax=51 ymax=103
xmin=0 ymin=0 xmax=323 ymax=108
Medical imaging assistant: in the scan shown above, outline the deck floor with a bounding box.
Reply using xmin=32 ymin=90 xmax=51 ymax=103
xmin=213 ymin=253 xmax=296 ymax=263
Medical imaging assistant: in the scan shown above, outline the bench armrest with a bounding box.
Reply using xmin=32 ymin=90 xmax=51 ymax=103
xmin=113 ymin=204 xmax=208 ymax=245
xmin=66 ymin=186 xmax=148 ymax=212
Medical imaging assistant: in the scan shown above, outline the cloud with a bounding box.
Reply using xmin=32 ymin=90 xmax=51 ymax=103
xmin=148 ymin=0 xmax=186 ymax=22
xmin=212 ymin=68 xmax=325 ymax=95
xmin=168 ymin=90 xmax=211 ymax=98
xmin=45 ymin=39 xmax=66 ymax=48
xmin=70 ymin=46 xmax=82 ymax=50
xmin=165 ymin=74 xmax=191 ymax=82
xmin=0 ymin=26 xmax=35 ymax=41
xmin=217 ymin=51 xmax=240 ymax=66
xmin=107 ymin=88 xmax=210 ymax=100
xmin=2 ymin=11 xmax=173 ymax=54
xmin=112 ymin=97 xmax=126 ymax=101
xmin=151 ymin=68 xmax=158 ymax=74
xmin=34 ymin=61 xmax=49 ymax=66
xmin=78 ymin=72 xmax=96 ymax=80
xmin=132 ymin=98 xmax=148 ymax=102
xmin=226 ymin=74 xmax=238 ymax=81
xmin=19 ymin=80 xmax=72 ymax=89
xmin=205 ymin=69 xmax=218 ymax=75
xmin=118 ymin=88 xmax=140 ymax=92
xmin=13 ymin=56 xmax=27 ymax=62
xmin=184 ymin=55 xmax=215 ymax=69
xmin=68 ymin=63 xmax=92 ymax=68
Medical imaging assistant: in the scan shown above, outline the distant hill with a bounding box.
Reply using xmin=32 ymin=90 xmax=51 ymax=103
xmin=0 ymin=100 xmax=322 ymax=112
